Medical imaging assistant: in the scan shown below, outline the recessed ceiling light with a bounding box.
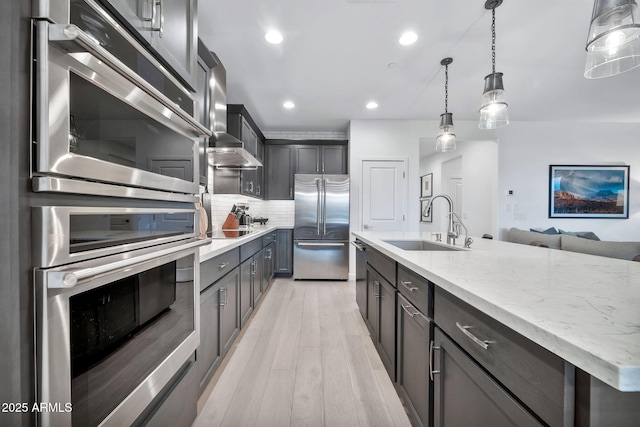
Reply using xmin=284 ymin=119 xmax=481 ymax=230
xmin=366 ymin=101 xmax=378 ymax=109
xmin=265 ymin=30 xmax=284 ymax=44
xmin=283 ymin=101 xmax=295 ymax=109
xmin=399 ymin=31 xmax=418 ymax=46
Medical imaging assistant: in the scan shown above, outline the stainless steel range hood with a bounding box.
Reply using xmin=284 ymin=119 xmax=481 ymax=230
xmin=207 ymin=51 xmax=262 ymax=168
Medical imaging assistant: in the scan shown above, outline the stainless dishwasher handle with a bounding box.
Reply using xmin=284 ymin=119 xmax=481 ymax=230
xmin=47 ymin=24 xmax=210 ymax=137
xmin=350 ymin=241 xmax=366 ymax=251
xmin=400 ymin=280 xmax=418 ymax=292
xmin=456 ymin=322 xmax=493 ymax=350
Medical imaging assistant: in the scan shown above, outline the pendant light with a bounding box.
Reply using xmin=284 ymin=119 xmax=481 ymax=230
xmin=479 ymin=0 xmax=509 ymax=130
xmin=585 ymin=0 xmax=640 ymax=78
xmin=436 ymin=58 xmax=456 ymax=152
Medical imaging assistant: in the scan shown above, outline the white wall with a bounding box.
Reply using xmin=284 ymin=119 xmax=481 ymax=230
xmin=497 ymin=121 xmax=640 ymax=241
xmin=348 ymin=120 xmax=431 ymax=276
xmin=420 ymin=138 xmax=498 ymax=238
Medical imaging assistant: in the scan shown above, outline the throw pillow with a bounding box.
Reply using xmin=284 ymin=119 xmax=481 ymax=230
xmin=530 ymin=227 xmax=559 ymax=235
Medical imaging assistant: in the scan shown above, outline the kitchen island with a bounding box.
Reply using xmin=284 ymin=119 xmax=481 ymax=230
xmin=353 ymin=230 xmax=640 ymax=426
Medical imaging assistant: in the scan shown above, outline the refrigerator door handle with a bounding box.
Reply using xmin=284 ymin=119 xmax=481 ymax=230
xmin=297 ymin=242 xmax=346 ymax=247
xmin=316 ymin=178 xmax=321 ymax=236
xmin=322 ymin=178 xmax=327 ymax=236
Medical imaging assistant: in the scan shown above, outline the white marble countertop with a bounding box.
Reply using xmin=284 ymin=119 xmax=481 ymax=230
xmin=199 ymin=223 xmax=293 ymax=263
xmin=352 ymin=230 xmax=640 ymax=392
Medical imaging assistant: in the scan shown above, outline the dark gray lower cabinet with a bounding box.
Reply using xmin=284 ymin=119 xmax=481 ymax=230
xmin=219 ymin=269 xmax=240 ymax=356
xmin=240 ymin=258 xmax=254 ymax=328
xmin=397 ymin=294 xmax=432 ymax=427
xmin=253 ymin=248 xmax=264 ymax=305
xmin=198 ymin=266 xmax=239 ymax=393
xmin=432 ymin=328 xmax=543 ymax=427
xmin=365 ymin=265 xmax=396 ymax=379
xmin=275 ymin=229 xmax=293 ymax=276
xmin=263 ymin=242 xmax=275 ymax=291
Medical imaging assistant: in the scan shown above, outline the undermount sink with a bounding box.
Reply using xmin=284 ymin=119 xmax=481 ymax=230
xmin=383 ymin=239 xmax=461 ymax=251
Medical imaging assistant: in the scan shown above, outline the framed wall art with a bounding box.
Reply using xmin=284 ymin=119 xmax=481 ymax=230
xmin=420 ymin=173 xmax=433 ymax=198
xmin=549 ymin=165 xmax=630 ymax=218
xmin=420 ymin=198 xmax=432 ymax=222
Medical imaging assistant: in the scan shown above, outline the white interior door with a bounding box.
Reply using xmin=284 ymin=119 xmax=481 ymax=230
xmin=361 ymin=160 xmax=407 ymax=231
xmin=449 ymin=177 xmax=463 ymax=218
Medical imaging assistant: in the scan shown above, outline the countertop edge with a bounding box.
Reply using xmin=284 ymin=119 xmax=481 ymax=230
xmin=199 ymin=224 xmax=293 ymax=263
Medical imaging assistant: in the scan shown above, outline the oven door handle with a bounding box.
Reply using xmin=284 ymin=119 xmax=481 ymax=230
xmin=47 ymin=24 xmax=211 ymax=138
xmin=44 ymin=239 xmax=207 ymax=289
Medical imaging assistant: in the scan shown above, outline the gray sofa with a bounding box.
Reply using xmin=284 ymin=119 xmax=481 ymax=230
xmin=508 ymin=227 xmax=640 ymax=261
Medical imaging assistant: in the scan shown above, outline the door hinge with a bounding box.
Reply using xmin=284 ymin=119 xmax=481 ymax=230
xmin=403 ymin=171 xmax=406 ymax=178
xmin=403 ymin=214 xmax=405 ymax=221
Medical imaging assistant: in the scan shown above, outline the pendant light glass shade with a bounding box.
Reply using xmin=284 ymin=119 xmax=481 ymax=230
xmin=585 ymin=0 xmax=640 ymax=78
xmin=436 ymin=113 xmax=456 ymax=152
xmin=479 ymin=0 xmax=509 ymax=130
xmin=479 ymin=72 xmax=509 ymax=129
xmin=436 ymin=58 xmax=456 ymax=152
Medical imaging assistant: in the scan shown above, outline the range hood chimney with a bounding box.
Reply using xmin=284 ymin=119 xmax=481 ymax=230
xmin=206 ymin=51 xmax=262 ymax=168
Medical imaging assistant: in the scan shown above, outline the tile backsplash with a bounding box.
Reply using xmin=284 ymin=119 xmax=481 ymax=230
xmin=207 ymin=194 xmax=294 ymax=229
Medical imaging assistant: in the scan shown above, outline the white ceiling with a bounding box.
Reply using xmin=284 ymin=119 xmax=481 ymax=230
xmin=198 ymin=0 xmax=640 ymax=135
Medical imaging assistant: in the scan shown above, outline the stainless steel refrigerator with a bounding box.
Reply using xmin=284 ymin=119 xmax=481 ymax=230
xmin=294 ymin=174 xmax=350 ymax=280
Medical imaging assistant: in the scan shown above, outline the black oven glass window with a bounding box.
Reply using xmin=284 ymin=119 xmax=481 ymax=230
xmin=69 ymin=212 xmax=194 ymax=253
xmin=69 ymin=72 xmax=194 ymax=181
xmin=69 ymin=257 xmax=194 ymax=426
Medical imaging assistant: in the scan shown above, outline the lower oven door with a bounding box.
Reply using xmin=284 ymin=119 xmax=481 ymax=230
xmin=35 ymin=239 xmax=203 ymax=426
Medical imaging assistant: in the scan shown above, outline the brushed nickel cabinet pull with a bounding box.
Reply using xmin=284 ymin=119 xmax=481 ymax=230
xmin=429 ymin=340 xmax=440 ymax=381
xmin=456 ymin=322 xmax=493 ymax=350
xmin=401 ymin=280 xmax=418 ymax=292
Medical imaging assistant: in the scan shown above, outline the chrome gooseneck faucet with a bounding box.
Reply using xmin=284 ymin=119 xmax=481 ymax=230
xmin=423 ymin=194 xmax=472 ymax=248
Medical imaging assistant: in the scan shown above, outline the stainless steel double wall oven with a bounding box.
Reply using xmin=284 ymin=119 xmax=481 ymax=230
xmin=31 ymin=0 xmax=210 ymax=425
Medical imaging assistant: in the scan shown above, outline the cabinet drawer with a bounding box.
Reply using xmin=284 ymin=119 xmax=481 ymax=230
xmin=397 ymin=264 xmax=432 ymax=318
xmin=262 ymin=231 xmax=277 ymax=246
xmin=434 ymin=288 xmax=572 ymax=427
xmin=200 ymin=248 xmax=239 ymax=292
xmin=366 ymin=248 xmax=396 ymax=286
xmin=240 ymin=238 xmax=263 ymax=262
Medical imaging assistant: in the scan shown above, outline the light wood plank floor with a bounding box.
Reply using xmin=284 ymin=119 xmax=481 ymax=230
xmin=193 ymin=278 xmax=411 ymax=427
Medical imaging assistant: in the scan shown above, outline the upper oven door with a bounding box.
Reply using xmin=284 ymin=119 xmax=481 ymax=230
xmin=33 ymin=17 xmax=210 ymax=195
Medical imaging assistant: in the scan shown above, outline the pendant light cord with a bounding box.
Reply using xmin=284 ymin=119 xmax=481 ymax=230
xmin=491 ymin=8 xmax=496 ymax=74
xmin=444 ymin=63 xmax=449 ymax=114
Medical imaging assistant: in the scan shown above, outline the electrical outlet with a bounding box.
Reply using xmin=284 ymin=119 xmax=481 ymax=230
xmin=505 ymin=203 xmax=512 ymax=212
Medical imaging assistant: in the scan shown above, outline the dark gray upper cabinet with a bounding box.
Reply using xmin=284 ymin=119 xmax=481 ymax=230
xmin=294 ymin=143 xmax=347 ymax=174
xmin=295 ymin=146 xmax=321 ymax=173
xmin=97 ymin=0 xmax=198 ymax=91
xmin=266 ymin=145 xmax=295 ymax=200
xmin=265 ymin=141 xmax=348 ymax=200
xmin=321 ymin=145 xmax=347 ymax=174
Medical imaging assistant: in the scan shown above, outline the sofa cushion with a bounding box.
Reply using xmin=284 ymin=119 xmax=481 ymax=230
xmin=509 ymin=228 xmax=562 ymax=249
xmin=559 ymin=229 xmax=601 ymax=241
xmin=530 ymin=227 xmax=559 ymax=235
xmin=560 ymin=234 xmax=640 ymax=261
